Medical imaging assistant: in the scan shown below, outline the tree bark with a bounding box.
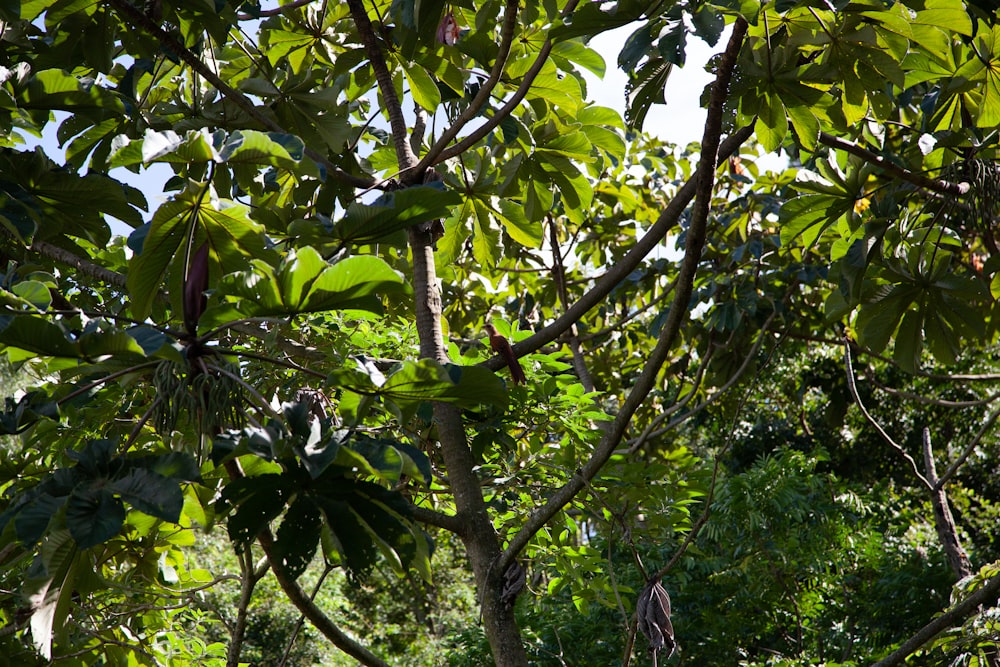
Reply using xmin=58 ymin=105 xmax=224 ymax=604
xmin=922 ymin=428 xmax=972 ymax=580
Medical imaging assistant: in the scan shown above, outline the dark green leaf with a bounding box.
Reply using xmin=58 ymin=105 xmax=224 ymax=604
xmin=272 ymin=497 xmax=322 ymax=580
xmin=66 ymin=486 xmax=125 ymax=548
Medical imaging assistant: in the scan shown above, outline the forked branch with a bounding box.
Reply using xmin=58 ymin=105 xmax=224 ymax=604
xmin=497 ymin=17 xmax=750 ymax=572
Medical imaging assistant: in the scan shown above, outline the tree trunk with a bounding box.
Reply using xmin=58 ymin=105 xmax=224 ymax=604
xmin=410 ymin=210 xmax=529 ymax=667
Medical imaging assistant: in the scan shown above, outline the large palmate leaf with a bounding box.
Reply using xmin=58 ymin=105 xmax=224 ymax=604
xmin=126 ymin=182 xmax=269 ymax=321
xmin=0 ymin=441 xmax=200 ymax=549
xmin=0 ymin=147 xmax=145 ymax=244
xmin=0 ymin=314 xmax=153 ymax=364
xmin=330 ymin=183 xmax=463 ymax=246
xmin=215 ymin=247 xmax=407 ymax=319
xmin=381 ymin=359 xmax=508 ymax=414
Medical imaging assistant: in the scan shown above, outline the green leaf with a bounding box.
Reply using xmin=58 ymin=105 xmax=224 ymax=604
xmin=219 ymin=248 xmax=406 ymax=317
xmin=109 ymin=469 xmax=184 ymax=523
xmin=855 ymin=284 xmax=919 ymax=353
xmin=140 ymin=129 xmax=220 ymax=164
xmin=272 ymin=497 xmax=322 ymax=580
xmin=496 ymin=198 xmax=542 ymax=248
xmin=219 ymin=130 xmax=304 ymax=167
xmin=25 ymin=529 xmax=77 ymax=660
xmin=779 ymin=194 xmax=850 ymax=248
xmin=893 ymin=310 xmax=923 ymax=373
xmin=222 ymin=474 xmax=293 ymax=544
xmin=0 ymin=315 xmax=77 ymax=358
xmin=624 ymin=58 xmax=671 ymax=131
xmin=755 ymin=92 xmax=787 ymax=153
xmin=402 ymin=63 xmax=441 ymax=112
xmin=313 ymin=495 xmax=378 ymax=577
xmin=66 ymin=485 xmax=126 ymax=548
xmin=380 ymin=359 xmax=507 ymax=410
xmin=127 ymin=185 xmax=266 ymax=321
xmin=551 ymin=39 xmax=606 ymax=78
xmin=332 ymin=184 xmax=462 ymax=246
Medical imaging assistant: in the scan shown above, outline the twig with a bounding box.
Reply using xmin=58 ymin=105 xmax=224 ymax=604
xmin=425 ymin=0 xmax=583 ymax=167
xmin=935 ymin=401 xmax=1000 ymax=490
xmin=818 ymin=132 xmax=968 ymax=197
xmin=482 ymin=125 xmax=755 ymax=373
xmin=415 ymin=0 xmax=521 ymax=171
xmin=844 ymin=341 xmax=933 ymax=490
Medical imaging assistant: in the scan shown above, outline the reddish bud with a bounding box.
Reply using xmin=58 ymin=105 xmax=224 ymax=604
xmin=436 ymin=10 xmax=459 ymax=45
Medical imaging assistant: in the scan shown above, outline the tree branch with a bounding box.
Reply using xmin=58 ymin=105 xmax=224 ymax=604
xmin=870 ymin=573 xmax=1000 ymax=667
xmin=935 ymin=401 xmax=1000 ymax=490
xmin=818 ymin=132 xmax=969 ymax=197
xmin=844 ymin=341 xmax=933 ymax=490
xmin=222 ymin=461 xmax=390 ymax=667
xmin=345 ymin=0 xmax=417 ymax=176
xmin=498 ymin=17 xmax=750 ymax=571
xmin=421 ymin=0 xmax=581 ymax=168
xmin=105 ymin=0 xmax=375 ymax=189
xmin=922 ymin=428 xmax=972 ymax=580
xmin=32 ymin=240 xmax=127 ymax=290
xmin=409 ymin=503 xmax=465 ymax=535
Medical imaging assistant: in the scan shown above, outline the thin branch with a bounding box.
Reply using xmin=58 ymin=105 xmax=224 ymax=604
xmin=435 ymin=1 xmax=583 ymax=165
xmin=818 ymin=132 xmax=968 ymax=197
xmin=550 ymin=216 xmax=595 ymax=392
xmin=624 ymin=345 xmax=714 ymax=454
xmin=844 ymin=342 xmax=933 ymax=490
xmin=278 ymin=563 xmax=333 ymax=667
xmin=626 ymin=310 xmax=779 ymax=453
xmin=576 ymin=285 xmax=675 ymax=343
xmin=497 ymin=18 xmax=750 ymax=572
xmin=31 ymin=240 xmax=128 ymax=290
xmin=409 ymin=503 xmax=465 ymax=535
xmin=105 ymin=0 xmax=375 ymax=189
xmin=870 ymin=573 xmax=1000 ymax=667
xmin=227 ymin=548 xmax=264 ymax=667
xmin=58 ymin=361 xmax=161 ymax=405
xmin=922 ymin=428 xmax=972 ymax=580
xmin=208 ymin=362 xmax=282 ymax=420
xmin=651 ymin=328 xmax=782 ymax=586
xmin=213 ymin=346 xmax=328 ymax=380
xmin=865 ymin=374 xmax=1000 ymax=408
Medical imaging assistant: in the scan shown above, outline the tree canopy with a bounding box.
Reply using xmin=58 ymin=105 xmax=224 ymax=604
xmin=2 ymin=0 xmax=1000 ymax=665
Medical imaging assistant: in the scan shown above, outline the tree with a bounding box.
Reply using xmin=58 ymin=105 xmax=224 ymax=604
xmin=1 ymin=0 xmax=1000 ymax=665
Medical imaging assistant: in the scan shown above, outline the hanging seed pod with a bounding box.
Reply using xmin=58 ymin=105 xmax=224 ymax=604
xmin=183 ymin=242 xmax=210 ymax=336
xmin=500 ymin=561 xmax=526 ymax=608
xmin=637 ymin=578 xmax=676 ymax=660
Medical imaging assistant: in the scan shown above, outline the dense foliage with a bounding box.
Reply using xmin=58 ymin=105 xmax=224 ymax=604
xmin=1 ymin=0 xmax=1000 ymax=665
